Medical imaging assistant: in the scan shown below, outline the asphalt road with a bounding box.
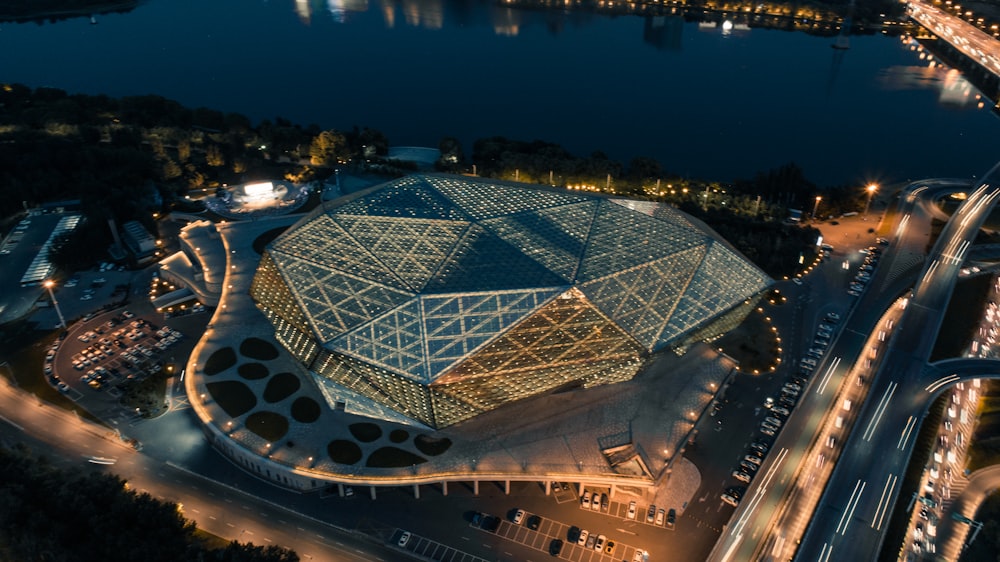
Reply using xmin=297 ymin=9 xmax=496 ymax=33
xmin=706 ymin=179 xmax=972 ymax=562
xmin=795 ymin=167 xmax=1000 ymax=561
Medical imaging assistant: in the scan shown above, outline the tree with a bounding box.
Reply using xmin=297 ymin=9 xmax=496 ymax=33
xmin=206 ymin=144 xmax=225 ymax=167
xmin=438 ymin=136 xmax=464 ymax=169
xmin=161 ymin=159 xmax=182 ymax=180
xmin=309 ymin=130 xmax=348 ymax=167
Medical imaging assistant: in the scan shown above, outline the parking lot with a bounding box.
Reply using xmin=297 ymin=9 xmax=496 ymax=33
xmin=392 ymin=529 xmax=490 ymax=562
xmin=49 ymin=309 xmax=184 ymax=398
xmin=471 ymin=510 xmax=649 ymax=562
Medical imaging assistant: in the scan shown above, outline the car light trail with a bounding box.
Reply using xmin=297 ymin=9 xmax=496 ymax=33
xmin=898 ymin=416 xmax=918 ymax=450
xmin=896 ymin=213 xmax=910 ymax=237
xmin=816 ymin=357 xmax=841 ymax=395
xmin=729 ymin=448 xmax=789 ymax=537
xmin=923 ymin=259 xmax=940 ymax=284
xmin=862 ymin=382 xmax=898 ymax=441
xmin=871 ymin=473 xmax=898 ymax=531
xmin=818 ymin=541 xmax=834 ymax=562
xmin=835 ymin=479 xmax=866 ymax=536
xmin=925 ymin=373 xmax=960 ymax=394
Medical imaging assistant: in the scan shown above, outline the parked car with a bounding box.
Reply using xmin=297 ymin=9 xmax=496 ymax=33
xmin=666 ymin=508 xmax=676 ymax=529
xmin=593 ymin=534 xmax=606 ymax=552
xmin=646 ymin=504 xmax=656 ymax=523
xmin=733 ymin=470 xmax=752 ymax=483
xmin=512 ymin=509 xmax=525 ymax=524
xmin=626 ymin=501 xmax=637 ymax=520
xmin=655 ymin=508 xmax=665 ymax=526
xmin=398 ymin=531 xmax=411 ymax=547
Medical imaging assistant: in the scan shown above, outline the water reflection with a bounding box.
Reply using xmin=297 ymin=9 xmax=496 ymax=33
xmin=290 ymin=0 xmax=877 ymax=37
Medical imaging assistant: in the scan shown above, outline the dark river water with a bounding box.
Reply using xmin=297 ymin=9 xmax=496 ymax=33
xmin=2 ymin=0 xmax=998 ymax=185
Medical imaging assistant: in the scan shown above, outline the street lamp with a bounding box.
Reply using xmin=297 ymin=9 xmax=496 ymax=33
xmin=44 ymin=280 xmax=66 ymax=330
xmin=863 ymin=183 xmax=878 ymax=219
xmin=812 ymin=196 xmax=822 ymax=220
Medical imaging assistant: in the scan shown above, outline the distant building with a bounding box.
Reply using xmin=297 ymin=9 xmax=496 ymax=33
xmin=121 ymin=220 xmax=157 ymax=258
xmin=159 ymin=220 xmax=224 ymax=307
xmin=250 ymin=174 xmax=771 ymax=429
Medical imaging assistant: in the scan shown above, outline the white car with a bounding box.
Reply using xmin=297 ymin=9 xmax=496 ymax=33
xmin=626 ymin=500 xmax=637 ymax=520
xmin=594 ymin=534 xmax=606 ymax=552
xmin=577 ymin=529 xmax=589 ymax=546
xmin=581 ymin=491 xmax=591 ymax=509
xmin=398 ymin=531 xmax=411 ymax=547
xmin=732 ymin=470 xmax=752 ymax=483
xmin=512 ymin=509 xmax=525 ymax=525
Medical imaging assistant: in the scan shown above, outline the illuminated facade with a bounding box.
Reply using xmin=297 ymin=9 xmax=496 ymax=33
xmin=250 ymin=175 xmax=770 ymax=428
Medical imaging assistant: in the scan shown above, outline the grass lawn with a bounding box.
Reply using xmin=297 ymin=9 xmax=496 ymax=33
xmin=291 ymin=396 xmax=320 ymax=423
xmin=244 ymin=411 xmax=288 ymax=442
xmin=203 ymin=347 xmax=236 ymax=376
xmin=714 ymin=308 xmax=779 ymax=374
xmin=119 ymin=367 xmax=170 ymax=418
xmin=206 ymin=380 xmax=257 ymax=418
xmin=191 ymin=528 xmax=230 ymax=551
xmin=262 ymin=372 xmax=300 ymax=403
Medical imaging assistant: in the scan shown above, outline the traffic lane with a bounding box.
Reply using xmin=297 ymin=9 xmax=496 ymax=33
xmin=119 ymin=461 xmax=392 ymax=562
xmin=0 ymin=378 xmax=406 ymax=562
xmin=795 ymin=379 xmax=933 ymax=559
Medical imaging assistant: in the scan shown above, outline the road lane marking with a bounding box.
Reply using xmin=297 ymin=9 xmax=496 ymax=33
xmin=863 ymin=382 xmax=897 ymax=441
xmin=896 ymin=214 xmax=910 ymax=237
xmin=925 ymin=374 xmax=960 ymax=394
xmin=836 ymin=480 xmax=866 ymax=535
xmin=816 ymin=358 xmax=841 ymax=395
xmin=730 ymin=448 xmax=788 ymax=537
xmin=898 ymin=416 xmax=917 ymax=450
xmin=872 ymin=473 xmax=898 ymax=531
xmin=818 ymin=542 xmax=834 ymax=562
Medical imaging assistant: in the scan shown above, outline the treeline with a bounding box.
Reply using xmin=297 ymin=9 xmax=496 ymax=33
xmin=0 ymin=0 xmax=137 ymax=22
xmin=0 ymin=84 xmax=390 ymax=219
xmin=0 ymin=442 xmax=298 ymax=561
xmin=0 ymin=84 xmax=860 ymax=278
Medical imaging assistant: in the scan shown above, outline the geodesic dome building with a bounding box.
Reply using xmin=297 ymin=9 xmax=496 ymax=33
xmin=250 ymin=175 xmax=770 ymax=428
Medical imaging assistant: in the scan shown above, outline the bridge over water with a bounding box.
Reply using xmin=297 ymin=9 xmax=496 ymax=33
xmin=908 ymin=0 xmax=1000 ymax=79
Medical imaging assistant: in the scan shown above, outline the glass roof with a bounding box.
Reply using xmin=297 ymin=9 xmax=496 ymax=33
xmin=261 ymin=174 xmax=771 ymax=379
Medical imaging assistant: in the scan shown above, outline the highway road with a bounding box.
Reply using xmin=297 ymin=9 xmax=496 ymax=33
xmin=0 ymin=375 xmax=411 ymax=562
xmin=707 ymin=179 xmax=970 ymax=562
xmin=909 ymin=0 xmax=1000 ymax=79
xmin=795 ymin=164 xmax=1000 ymax=561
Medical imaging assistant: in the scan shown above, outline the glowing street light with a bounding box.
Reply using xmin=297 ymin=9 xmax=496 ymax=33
xmin=44 ymin=280 xmax=66 ymax=330
xmin=863 ymin=183 xmax=878 ymax=219
xmin=812 ymin=195 xmax=822 ymax=220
